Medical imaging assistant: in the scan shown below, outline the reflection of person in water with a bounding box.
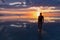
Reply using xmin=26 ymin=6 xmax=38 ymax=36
xmin=38 ymin=13 xmax=44 ymax=33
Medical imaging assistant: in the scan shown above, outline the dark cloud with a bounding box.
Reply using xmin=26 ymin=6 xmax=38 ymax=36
xmin=30 ymin=0 xmax=60 ymax=6
xmin=0 ymin=14 xmax=27 ymax=16
xmin=0 ymin=14 xmax=4 ymax=16
xmin=0 ymin=0 xmax=60 ymax=8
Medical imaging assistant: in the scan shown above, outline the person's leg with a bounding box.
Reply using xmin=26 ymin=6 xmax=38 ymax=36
xmin=38 ymin=23 xmax=43 ymax=40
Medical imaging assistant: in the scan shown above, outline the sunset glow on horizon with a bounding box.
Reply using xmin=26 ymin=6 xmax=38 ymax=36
xmin=0 ymin=6 xmax=60 ymax=23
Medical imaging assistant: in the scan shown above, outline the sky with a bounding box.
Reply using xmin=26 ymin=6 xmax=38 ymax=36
xmin=0 ymin=0 xmax=60 ymax=6
xmin=0 ymin=0 xmax=60 ymax=23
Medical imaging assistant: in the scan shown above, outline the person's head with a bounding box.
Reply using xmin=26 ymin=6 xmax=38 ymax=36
xmin=40 ymin=13 xmax=42 ymax=16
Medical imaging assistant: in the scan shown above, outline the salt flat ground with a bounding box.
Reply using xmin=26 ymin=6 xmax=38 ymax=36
xmin=0 ymin=22 xmax=60 ymax=40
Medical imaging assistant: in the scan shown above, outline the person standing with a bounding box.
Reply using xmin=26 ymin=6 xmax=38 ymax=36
xmin=38 ymin=13 xmax=44 ymax=40
xmin=38 ymin=13 xmax=44 ymax=33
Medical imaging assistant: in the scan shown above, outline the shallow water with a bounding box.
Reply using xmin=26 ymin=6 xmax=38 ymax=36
xmin=0 ymin=22 xmax=60 ymax=40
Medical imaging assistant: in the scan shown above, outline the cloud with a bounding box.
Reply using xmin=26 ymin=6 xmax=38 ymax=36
xmin=0 ymin=0 xmax=60 ymax=7
xmin=0 ymin=14 xmax=28 ymax=16
xmin=0 ymin=6 xmax=60 ymax=23
xmin=9 ymin=2 xmax=22 ymax=5
xmin=45 ymin=17 xmax=60 ymax=22
xmin=32 ymin=0 xmax=60 ymax=6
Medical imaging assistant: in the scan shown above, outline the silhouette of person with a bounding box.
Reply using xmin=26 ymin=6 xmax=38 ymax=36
xmin=38 ymin=13 xmax=44 ymax=33
xmin=38 ymin=13 xmax=44 ymax=40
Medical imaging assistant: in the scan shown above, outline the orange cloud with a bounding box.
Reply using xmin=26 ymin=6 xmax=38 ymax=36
xmin=0 ymin=6 xmax=60 ymax=22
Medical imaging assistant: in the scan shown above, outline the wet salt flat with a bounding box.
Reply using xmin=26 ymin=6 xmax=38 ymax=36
xmin=0 ymin=22 xmax=60 ymax=40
